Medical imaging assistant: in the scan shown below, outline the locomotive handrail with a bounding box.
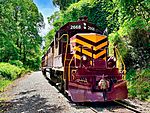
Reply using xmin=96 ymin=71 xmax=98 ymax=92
xmin=68 ymin=54 xmax=74 ymax=81
xmin=58 ymin=34 xmax=69 ymax=80
xmin=114 ymin=47 xmax=126 ymax=80
xmin=68 ymin=45 xmax=82 ymax=81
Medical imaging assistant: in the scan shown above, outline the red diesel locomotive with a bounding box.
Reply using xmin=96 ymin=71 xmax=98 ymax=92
xmin=41 ymin=17 xmax=128 ymax=102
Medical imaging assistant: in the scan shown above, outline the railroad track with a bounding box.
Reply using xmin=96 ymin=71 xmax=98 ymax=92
xmin=44 ymin=73 xmax=145 ymax=113
xmin=89 ymin=107 xmax=99 ymax=113
xmin=87 ymin=100 xmax=143 ymax=113
xmin=114 ymin=100 xmax=142 ymax=113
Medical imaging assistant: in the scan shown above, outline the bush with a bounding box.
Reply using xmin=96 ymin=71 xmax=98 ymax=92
xmin=0 ymin=62 xmax=25 ymax=80
xmin=126 ymin=69 xmax=136 ymax=81
xmin=136 ymin=69 xmax=150 ymax=100
xmin=0 ymin=78 xmax=11 ymax=91
xmin=127 ymin=68 xmax=150 ymax=100
xmin=128 ymin=84 xmax=137 ymax=98
xmin=25 ymin=56 xmax=41 ymax=70
xmin=9 ymin=60 xmax=23 ymax=67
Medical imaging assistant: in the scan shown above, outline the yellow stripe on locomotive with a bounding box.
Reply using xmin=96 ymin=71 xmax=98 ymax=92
xmin=70 ymin=33 xmax=108 ymax=60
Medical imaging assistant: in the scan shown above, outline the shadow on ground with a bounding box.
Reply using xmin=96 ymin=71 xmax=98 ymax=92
xmin=0 ymin=94 xmax=63 ymax=113
xmin=43 ymin=72 xmax=122 ymax=112
xmin=70 ymin=101 xmax=123 ymax=112
xmin=16 ymin=89 xmax=36 ymax=95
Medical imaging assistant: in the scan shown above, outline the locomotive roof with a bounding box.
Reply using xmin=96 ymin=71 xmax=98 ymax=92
xmin=57 ymin=21 xmax=103 ymax=34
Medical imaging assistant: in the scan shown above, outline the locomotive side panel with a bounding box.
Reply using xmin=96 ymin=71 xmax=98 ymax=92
xmin=47 ymin=47 xmax=54 ymax=68
xmin=53 ymin=54 xmax=63 ymax=68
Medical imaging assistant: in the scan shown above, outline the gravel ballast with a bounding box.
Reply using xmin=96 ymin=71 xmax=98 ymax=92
xmin=0 ymin=71 xmax=94 ymax=113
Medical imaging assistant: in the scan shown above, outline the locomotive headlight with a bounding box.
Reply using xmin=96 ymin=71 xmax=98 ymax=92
xmin=113 ymin=57 xmax=116 ymax=61
xmin=82 ymin=55 xmax=87 ymax=61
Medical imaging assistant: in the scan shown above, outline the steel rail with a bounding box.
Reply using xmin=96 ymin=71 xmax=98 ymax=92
xmin=89 ymin=107 xmax=98 ymax=113
xmin=114 ymin=100 xmax=141 ymax=113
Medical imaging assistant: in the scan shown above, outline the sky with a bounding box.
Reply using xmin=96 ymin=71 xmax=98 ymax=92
xmin=33 ymin=0 xmax=59 ymax=36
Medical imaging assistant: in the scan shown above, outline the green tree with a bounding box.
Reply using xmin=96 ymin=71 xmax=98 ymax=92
xmin=0 ymin=0 xmax=44 ymax=69
xmin=108 ymin=0 xmax=150 ymax=69
xmin=52 ymin=0 xmax=80 ymax=10
xmin=50 ymin=0 xmax=111 ymax=32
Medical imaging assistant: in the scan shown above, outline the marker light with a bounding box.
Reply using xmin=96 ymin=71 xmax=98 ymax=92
xmin=82 ymin=55 xmax=87 ymax=61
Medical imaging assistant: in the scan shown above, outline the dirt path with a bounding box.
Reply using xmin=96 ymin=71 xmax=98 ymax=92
xmin=0 ymin=71 xmax=94 ymax=113
xmin=0 ymin=71 xmax=149 ymax=113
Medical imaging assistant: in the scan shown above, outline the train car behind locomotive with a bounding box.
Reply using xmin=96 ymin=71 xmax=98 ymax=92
xmin=41 ymin=16 xmax=128 ymax=102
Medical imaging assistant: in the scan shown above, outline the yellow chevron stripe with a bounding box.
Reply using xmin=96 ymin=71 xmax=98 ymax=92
xmin=73 ymin=46 xmax=92 ymax=57
xmin=96 ymin=41 xmax=108 ymax=49
xmin=95 ymin=49 xmax=106 ymax=59
xmin=74 ymin=54 xmax=81 ymax=60
xmin=71 ymin=38 xmax=108 ymax=51
xmin=103 ymin=57 xmax=106 ymax=60
xmin=77 ymin=34 xmax=107 ymax=43
xmin=71 ymin=39 xmax=95 ymax=50
xmin=73 ymin=46 xmax=106 ymax=59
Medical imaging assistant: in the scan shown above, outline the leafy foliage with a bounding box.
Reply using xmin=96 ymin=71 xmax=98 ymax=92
xmin=0 ymin=63 xmax=25 ymax=80
xmin=49 ymin=11 xmax=64 ymax=31
xmin=0 ymin=0 xmax=44 ymax=69
xmin=63 ymin=0 xmax=110 ymax=31
xmin=109 ymin=16 xmax=149 ymax=69
xmin=52 ymin=0 xmax=80 ymax=10
xmin=127 ymin=69 xmax=150 ymax=100
xmin=49 ymin=0 xmax=114 ymax=34
xmin=0 ymin=78 xmax=11 ymax=92
xmin=115 ymin=0 xmax=149 ymax=23
xmin=9 ymin=60 xmax=23 ymax=67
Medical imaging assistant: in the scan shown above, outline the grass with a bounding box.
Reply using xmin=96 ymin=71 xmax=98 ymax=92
xmin=0 ymin=62 xmax=25 ymax=80
xmin=0 ymin=62 xmax=28 ymax=92
xmin=0 ymin=78 xmax=12 ymax=92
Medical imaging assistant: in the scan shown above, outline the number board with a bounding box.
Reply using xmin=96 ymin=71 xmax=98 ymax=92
xmin=87 ymin=26 xmax=95 ymax=31
xmin=70 ymin=25 xmax=81 ymax=30
xmin=69 ymin=23 xmax=96 ymax=31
